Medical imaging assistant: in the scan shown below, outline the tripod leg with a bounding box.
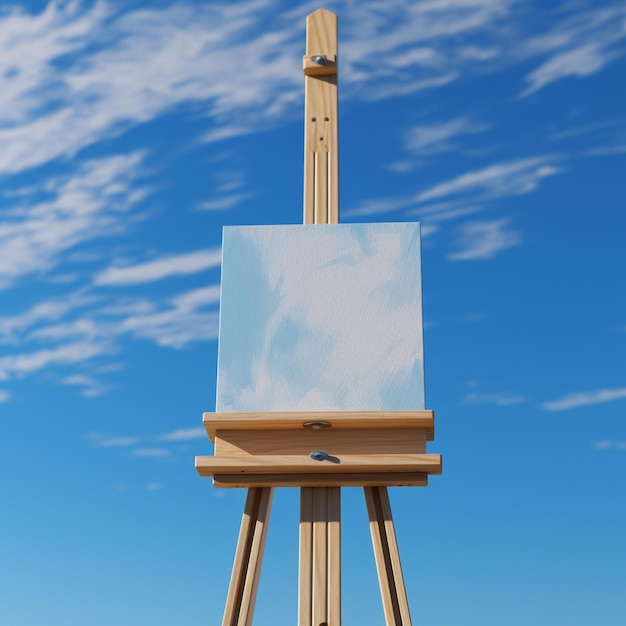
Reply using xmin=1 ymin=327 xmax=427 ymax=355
xmin=364 ymin=486 xmax=412 ymax=626
xmin=299 ymin=487 xmax=341 ymax=626
xmin=327 ymin=487 xmax=341 ymax=626
xmin=222 ymin=487 xmax=273 ymax=626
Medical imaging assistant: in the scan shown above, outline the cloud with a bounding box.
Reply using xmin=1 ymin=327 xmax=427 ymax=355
xmin=0 ymin=339 xmax=110 ymax=380
xmin=542 ymin=387 xmax=626 ymax=411
xmin=0 ymin=153 xmax=148 ymax=290
xmin=404 ymin=117 xmax=487 ymax=155
xmin=94 ymin=249 xmax=222 ymax=286
xmin=96 ymin=436 xmax=140 ymax=448
xmin=338 ymin=0 xmax=511 ymax=100
xmin=116 ymin=286 xmax=220 ymax=348
xmin=447 ymin=219 xmax=521 ymax=260
xmin=0 ymin=0 xmax=523 ymax=176
xmin=463 ymin=391 xmax=526 ymax=406
xmin=346 ymin=156 xmax=562 ymax=221
xmin=158 ymin=427 xmax=206 ymax=442
xmin=198 ymin=192 xmax=256 ymax=211
xmin=520 ymin=4 xmax=626 ymax=96
xmin=416 ymin=157 xmax=562 ymax=203
xmin=0 ymin=282 xmax=220 ymax=390
xmin=0 ymin=293 xmax=96 ymax=343
xmin=0 ymin=1 xmax=303 ymax=175
xmin=522 ymin=44 xmax=615 ymax=97
xmin=0 ymin=390 xmax=10 ymax=403
xmin=343 ymin=156 xmax=561 ymax=263
xmin=131 ymin=448 xmax=170 ymax=458
xmin=0 ymin=0 xmax=621 ymax=180
xmin=593 ymin=440 xmax=626 ymax=451
xmin=61 ymin=374 xmax=109 ymax=397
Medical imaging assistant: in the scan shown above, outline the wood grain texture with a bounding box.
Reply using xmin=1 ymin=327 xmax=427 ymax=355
xmin=215 ymin=428 xmax=427 ymax=457
xmin=204 ymin=410 xmax=435 ymax=442
xmin=364 ymin=487 xmax=412 ymax=626
xmin=214 ymin=472 xmax=429 ymax=488
xmin=299 ymin=488 xmax=314 ymax=626
xmin=197 ymin=453 xmax=442 ymax=476
xmin=222 ymin=487 xmax=273 ymax=626
xmin=302 ymin=54 xmax=337 ymax=76
xmin=327 ymin=486 xmax=341 ymax=626
xmin=303 ymin=8 xmax=338 ymax=225
xmin=312 ymin=487 xmax=329 ymax=625
xmin=298 ymin=487 xmax=341 ymax=626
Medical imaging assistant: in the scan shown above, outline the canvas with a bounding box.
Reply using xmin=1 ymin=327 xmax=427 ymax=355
xmin=216 ymin=223 xmax=424 ymax=412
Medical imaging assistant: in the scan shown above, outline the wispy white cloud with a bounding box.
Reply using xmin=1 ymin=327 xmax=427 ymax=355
xmin=0 ymin=0 xmax=621 ymax=180
xmin=0 ymin=0 xmax=537 ymax=177
xmin=593 ymin=440 xmax=626 ymax=451
xmin=95 ymin=436 xmax=140 ymax=448
xmin=346 ymin=156 xmax=562 ymax=220
xmin=542 ymin=387 xmax=626 ymax=411
xmin=116 ymin=286 xmax=220 ymax=348
xmin=0 ymin=293 xmax=95 ymax=343
xmin=416 ymin=157 xmax=562 ymax=203
xmin=61 ymin=373 xmax=109 ymax=398
xmin=522 ymin=44 xmax=615 ymax=97
xmin=404 ymin=117 xmax=487 ymax=155
xmin=158 ymin=427 xmax=206 ymax=442
xmin=0 ymin=1 xmax=303 ymax=174
xmin=448 ymin=219 xmax=521 ymax=261
xmin=0 ymin=153 xmax=148 ymax=290
xmin=463 ymin=391 xmax=526 ymax=406
xmin=94 ymin=249 xmax=221 ymax=286
xmin=0 ymin=282 xmax=220 ymax=389
xmin=520 ymin=4 xmax=626 ymax=96
xmin=131 ymin=448 xmax=170 ymax=458
xmin=346 ymin=156 xmax=561 ymax=261
xmin=0 ymin=339 xmax=110 ymax=380
xmin=198 ymin=192 xmax=256 ymax=211
xmin=0 ymin=390 xmax=10 ymax=403
xmin=338 ymin=0 xmax=511 ymax=100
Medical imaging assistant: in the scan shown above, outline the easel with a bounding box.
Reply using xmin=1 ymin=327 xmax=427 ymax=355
xmin=195 ymin=10 xmax=441 ymax=626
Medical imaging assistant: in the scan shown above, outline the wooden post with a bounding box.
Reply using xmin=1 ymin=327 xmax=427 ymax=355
xmin=222 ymin=488 xmax=273 ymax=626
xmin=300 ymin=9 xmax=341 ymax=626
xmin=303 ymin=8 xmax=339 ymax=226
xmin=364 ymin=487 xmax=412 ymax=626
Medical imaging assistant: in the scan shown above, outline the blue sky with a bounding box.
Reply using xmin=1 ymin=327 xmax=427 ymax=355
xmin=0 ymin=1 xmax=624 ymax=624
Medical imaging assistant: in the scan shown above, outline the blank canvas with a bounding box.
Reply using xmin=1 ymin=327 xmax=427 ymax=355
xmin=216 ymin=223 xmax=424 ymax=412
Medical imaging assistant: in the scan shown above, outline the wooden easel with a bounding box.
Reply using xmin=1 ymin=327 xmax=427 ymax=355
xmin=196 ymin=10 xmax=441 ymax=626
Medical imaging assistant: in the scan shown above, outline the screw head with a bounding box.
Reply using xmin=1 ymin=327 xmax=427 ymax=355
xmin=310 ymin=450 xmax=329 ymax=461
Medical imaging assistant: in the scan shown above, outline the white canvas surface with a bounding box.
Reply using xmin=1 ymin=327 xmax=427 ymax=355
xmin=216 ymin=223 xmax=424 ymax=412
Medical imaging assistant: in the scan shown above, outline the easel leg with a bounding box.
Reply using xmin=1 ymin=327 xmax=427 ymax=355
xmin=364 ymin=486 xmax=412 ymax=626
xmin=299 ymin=487 xmax=341 ymax=626
xmin=222 ymin=487 xmax=273 ymax=626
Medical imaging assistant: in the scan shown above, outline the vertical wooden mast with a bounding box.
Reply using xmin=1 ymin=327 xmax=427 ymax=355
xmin=300 ymin=10 xmax=341 ymax=626
xmin=303 ymin=8 xmax=339 ymax=225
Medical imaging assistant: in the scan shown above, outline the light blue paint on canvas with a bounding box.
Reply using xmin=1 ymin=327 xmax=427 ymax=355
xmin=216 ymin=223 xmax=425 ymax=412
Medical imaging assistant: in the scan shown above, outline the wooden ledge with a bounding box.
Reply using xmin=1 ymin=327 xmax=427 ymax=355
xmin=203 ymin=410 xmax=435 ymax=442
xmin=196 ymin=453 xmax=442 ymax=477
xmin=213 ymin=472 xmax=430 ymax=488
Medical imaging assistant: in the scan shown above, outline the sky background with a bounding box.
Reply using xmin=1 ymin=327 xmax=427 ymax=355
xmin=0 ymin=0 xmax=624 ymax=624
